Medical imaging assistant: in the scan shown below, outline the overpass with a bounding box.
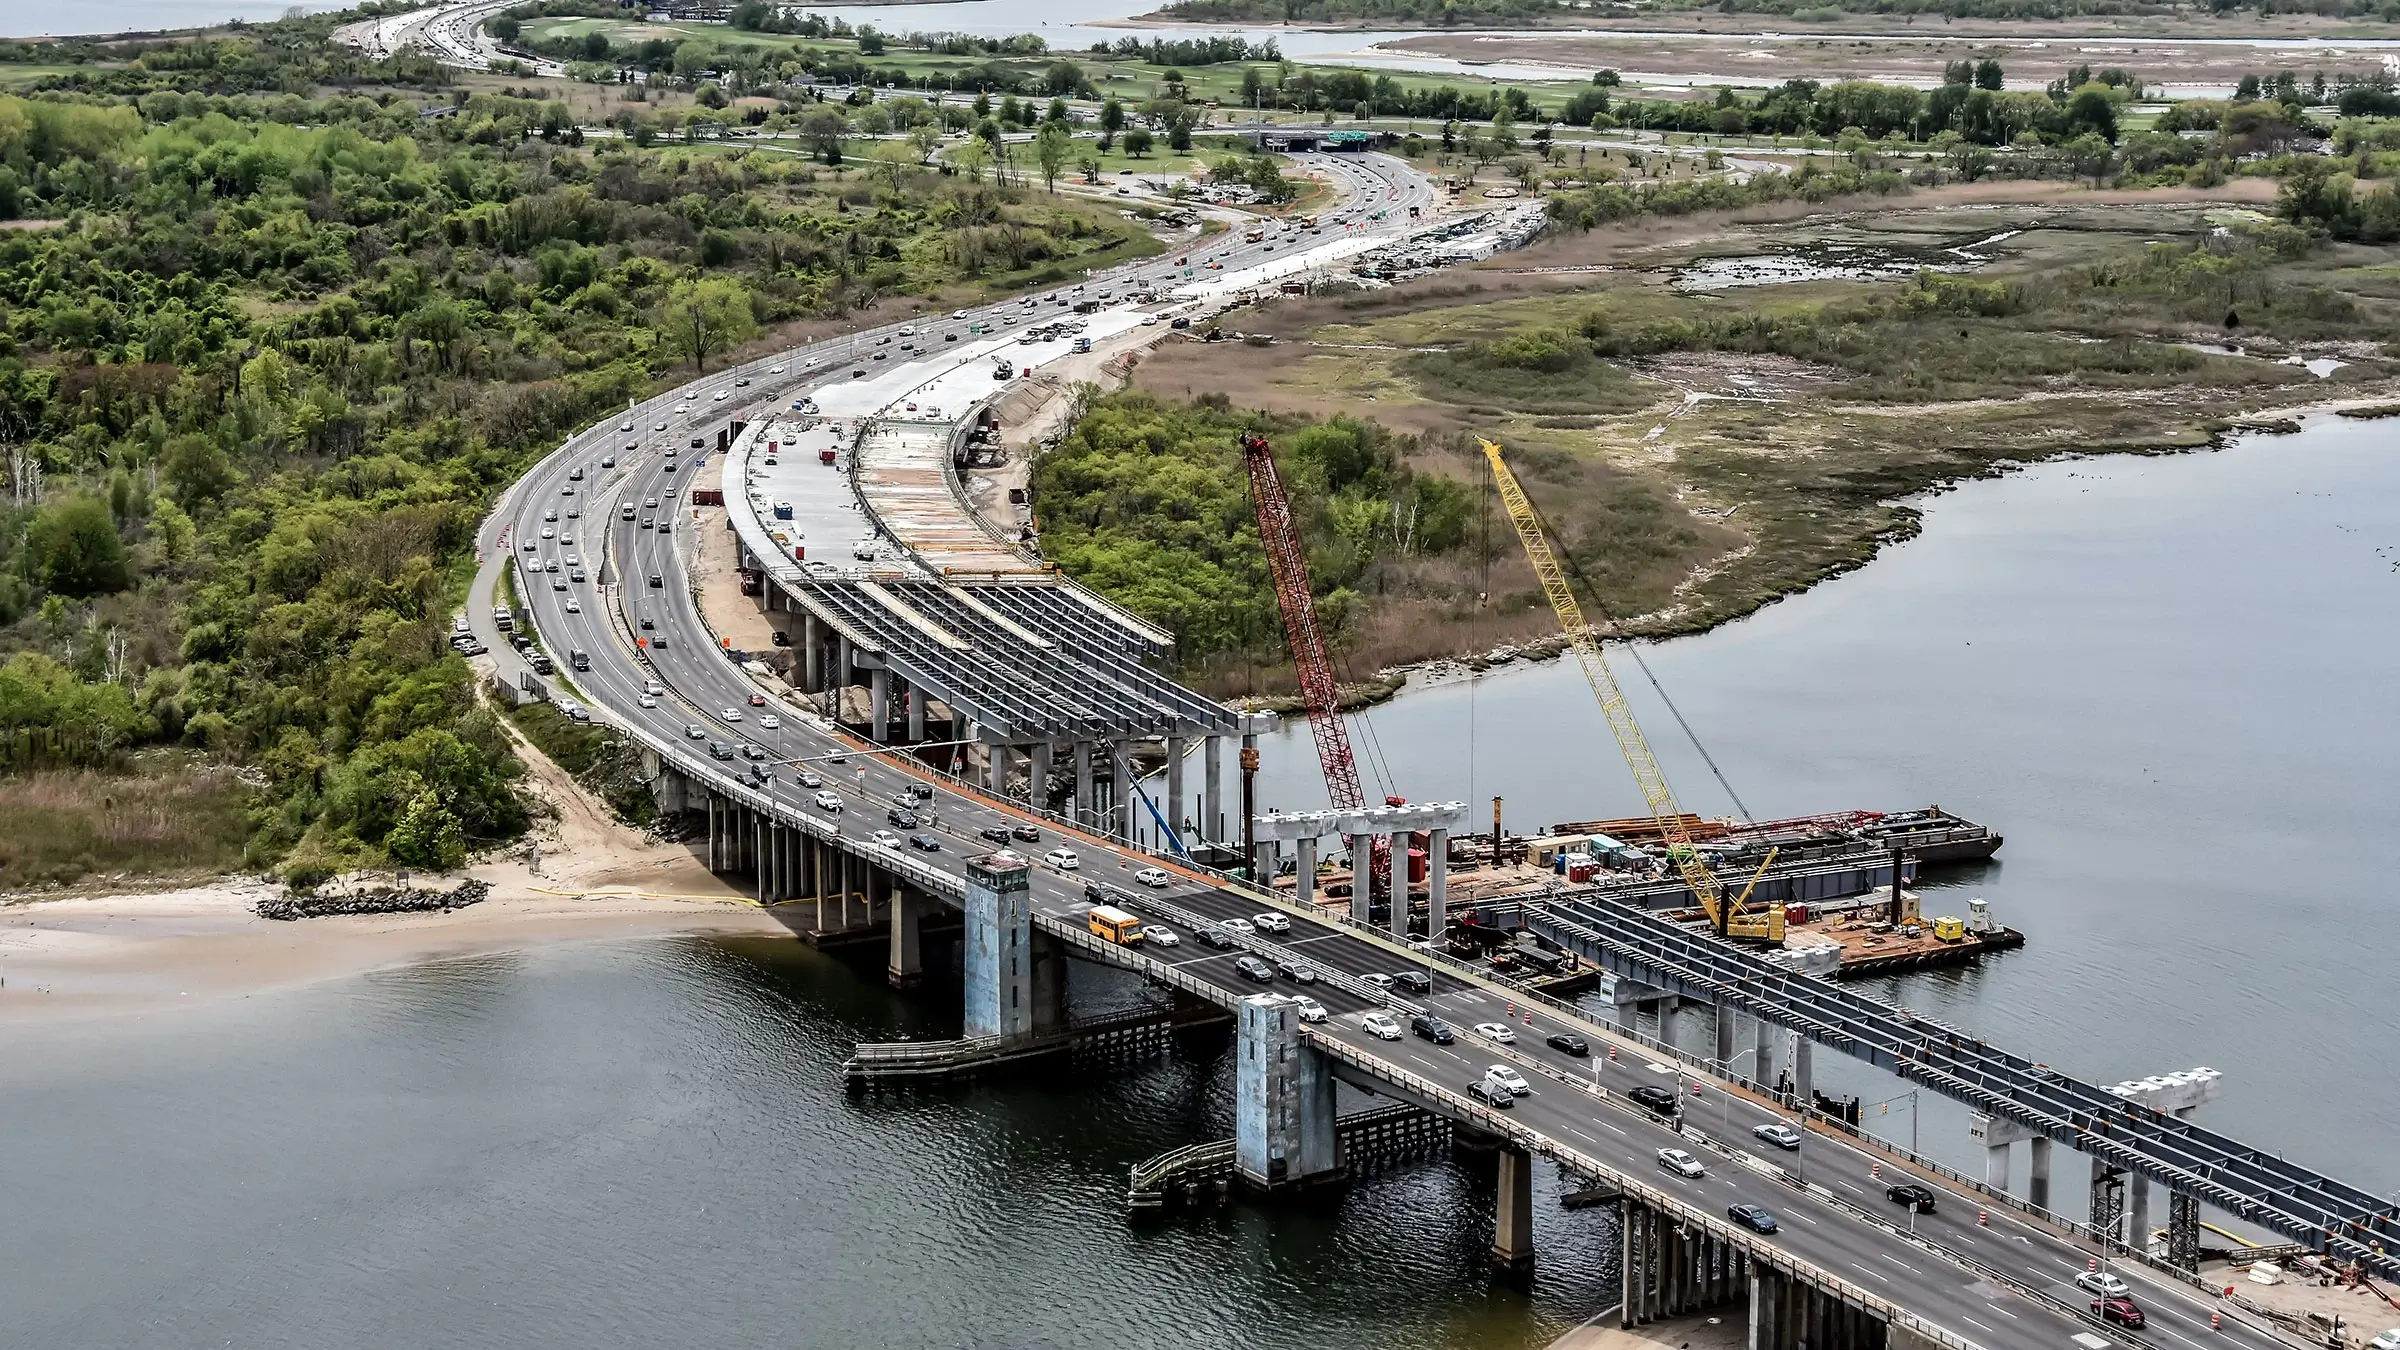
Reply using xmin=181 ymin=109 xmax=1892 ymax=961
xmin=471 ymin=153 xmax=2362 ymax=1350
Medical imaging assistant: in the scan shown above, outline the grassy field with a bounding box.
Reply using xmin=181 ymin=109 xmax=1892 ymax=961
xmin=0 ymin=756 xmax=253 ymax=893
xmin=1130 ymin=183 xmax=2400 ymax=672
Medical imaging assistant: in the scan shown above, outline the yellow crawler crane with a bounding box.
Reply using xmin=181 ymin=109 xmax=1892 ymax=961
xmin=1478 ymin=438 xmax=1784 ymax=943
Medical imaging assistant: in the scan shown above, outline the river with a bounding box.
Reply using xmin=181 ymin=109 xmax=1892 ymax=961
xmin=5 ymin=416 xmax=2392 ymax=1345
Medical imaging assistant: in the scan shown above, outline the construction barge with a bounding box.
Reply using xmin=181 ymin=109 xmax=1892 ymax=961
xmin=1268 ymin=804 xmax=2017 ymax=983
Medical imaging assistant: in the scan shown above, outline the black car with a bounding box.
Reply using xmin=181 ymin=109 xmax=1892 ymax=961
xmin=1729 ymin=1203 xmax=1780 ymax=1234
xmin=1468 ymin=1079 xmax=1515 ymax=1109
xmin=1410 ymin=1015 xmax=1455 ymax=1045
xmin=887 ymin=808 xmax=920 ymax=830
xmin=639 ymin=616 xmax=655 ymax=630
xmin=1546 ymin=1032 xmax=1591 ymax=1057
xmin=648 ymin=573 xmax=663 ymax=588
xmin=1197 ymin=925 xmax=1239 ymax=950
xmin=978 ymin=825 xmax=1012 ymax=844
xmin=1886 ymin=1183 xmax=1938 ymax=1214
xmin=1626 ymin=1084 xmax=1682 ymax=1116
xmin=1393 ymin=970 xmax=1432 ymax=995
xmin=1009 ymin=824 xmax=1040 ymax=842
xmin=909 ymin=833 xmax=942 ymax=853
xmin=707 ymin=741 xmax=734 ymax=761
xmin=1233 ymin=956 xmax=1275 ymax=983
xmin=1273 ymin=960 xmax=1318 ymax=985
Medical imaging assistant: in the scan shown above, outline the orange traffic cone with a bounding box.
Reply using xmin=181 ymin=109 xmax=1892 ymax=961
xmin=2088 ymin=1257 xmax=2100 ymax=1274
xmin=1979 ymin=1210 xmax=1989 ymax=1227
xmin=1873 ymin=1163 xmax=1883 ymax=1180
xmin=2210 ymin=1314 xmax=2222 ymax=1332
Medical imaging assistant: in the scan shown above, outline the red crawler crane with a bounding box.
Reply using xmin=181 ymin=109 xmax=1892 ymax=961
xmin=1241 ymin=433 xmax=1399 ymax=908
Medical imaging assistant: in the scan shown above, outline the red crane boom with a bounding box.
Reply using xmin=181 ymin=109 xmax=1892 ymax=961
xmin=1240 ymin=433 xmax=1367 ymax=813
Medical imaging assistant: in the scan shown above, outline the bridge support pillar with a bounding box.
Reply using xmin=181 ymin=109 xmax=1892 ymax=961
xmin=962 ymin=853 xmax=1034 ymax=1040
xmin=801 ymin=613 xmax=822 ymax=692
xmin=1233 ymin=993 xmax=1341 ymax=1194
xmin=1716 ymin=1003 xmax=1738 ymax=1071
xmin=1073 ymin=741 xmax=1094 ymax=829
xmin=1658 ymin=999 xmax=1684 ymax=1052
xmin=1754 ymin=1020 xmax=1779 ymax=1100
xmin=2089 ymin=1153 xmax=2124 ymax=1248
xmin=1985 ymin=1141 xmax=2013 ymax=1194
xmin=1296 ymin=835 xmax=1318 ymax=907
xmin=1030 ymin=742 xmax=1053 ymax=809
xmin=907 ymin=683 xmax=927 ymax=743
xmin=836 ymin=634 xmax=854 ymax=691
xmin=2128 ymin=1171 xmax=2151 ymax=1255
xmin=887 ymin=887 xmax=924 ymax=989
xmin=1492 ymin=1144 xmax=1535 ymax=1284
xmin=2166 ymin=1189 xmax=2201 ymax=1270
xmin=1426 ymin=827 xmax=1448 ymax=940
xmin=1111 ymin=751 xmax=1133 ymax=842
xmin=985 ymin=741 xmax=1008 ymax=795
xmin=2028 ymin=1135 xmax=2052 ymax=1214
xmin=869 ymin=667 xmax=891 ymax=743
xmin=1347 ymin=833 xmax=1372 ymax=924
xmin=1203 ymin=735 xmax=1223 ymax=843
xmin=1165 ymin=734 xmax=1186 ymax=840
xmin=1790 ymin=1037 xmax=1812 ymax=1107
xmin=1387 ymin=831 xmax=1410 ymax=940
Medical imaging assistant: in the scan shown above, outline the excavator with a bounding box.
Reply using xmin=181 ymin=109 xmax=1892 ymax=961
xmin=1478 ymin=438 xmax=1783 ymax=943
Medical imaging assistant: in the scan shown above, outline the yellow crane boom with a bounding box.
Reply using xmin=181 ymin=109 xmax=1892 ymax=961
xmin=1478 ymin=438 xmax=1783 ymax=943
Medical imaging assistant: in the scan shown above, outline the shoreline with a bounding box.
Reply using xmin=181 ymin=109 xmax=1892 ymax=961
xmin=1104 ymin=10 xmax=2400 ymax=38
xmin=1295 ymin=394 xmax=2400 ymax=717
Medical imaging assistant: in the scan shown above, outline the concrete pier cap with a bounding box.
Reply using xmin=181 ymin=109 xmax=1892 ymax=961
xmin=1251 ymin=801 xmax=1469 ymax=841
xmin=2103 ymin=1066 xmax=2222 ymax=1114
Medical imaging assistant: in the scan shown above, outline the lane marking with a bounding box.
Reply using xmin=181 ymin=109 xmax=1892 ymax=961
xmin=1984 ymin=1303 xmax=2019 ymax=1320
xmin=1881 ymin=1253 xmax=1921 ymax=1275
xmin=1850 ymin=1262 xmax=1889 ymax=1284
xmin=1962 ymin=1317 xmax=1994 ymax=1334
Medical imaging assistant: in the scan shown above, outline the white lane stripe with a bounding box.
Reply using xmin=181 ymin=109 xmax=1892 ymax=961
xmin=1881 ymin=1253 xmax=1921 ymax=1275
xmin=1984 ymin=1303 xmax=2019 ymax=1320
xmin=1850 ymin=1262 xmax=1888 ymax=1283
xmin=1962 ymin=1318 xmax=1993 ymax=1333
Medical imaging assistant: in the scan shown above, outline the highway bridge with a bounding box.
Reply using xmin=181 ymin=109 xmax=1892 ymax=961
xmin=470 ymin=152 xmax=2374 ymax=1350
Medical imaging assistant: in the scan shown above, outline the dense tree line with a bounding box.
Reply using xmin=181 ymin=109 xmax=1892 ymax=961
xmin=0 ymin=18 xmax=1150 ymax=874
xmin=1161 ymin=0 xmax=2400 ymax=20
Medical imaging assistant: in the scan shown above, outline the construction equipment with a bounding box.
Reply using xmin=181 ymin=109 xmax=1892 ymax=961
xmin=1240 ymin=433 xmax=1367 ymax=815
xmin=1477 ymin=438 xmax=1784 ymax=943
xmin=1240 ymin=432 xmax=1397 ymax=906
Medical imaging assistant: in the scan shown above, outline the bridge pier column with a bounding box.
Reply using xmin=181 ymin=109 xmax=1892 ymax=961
xmin=1029 ymin=742 xmax=1053 ymax=809
xmin=2128 ymin=1171 xmax=2151 ymax=1255
xmin=907 ymin=683 xmax=926 ymax=743
xmin=1716 ymin=1002 xmax=1738 ymax=1070
xmin=1233 ymin=993 xmax=1341 ymax=1194
xmin=1426 ymin=827 xmax=1448 ymax=940
xmin=962 ymin=853 xmax=1034 ymax=1040
xmin=2028 ymin=1136 xmax=2052 ymax=1214
xmin=1203 ymin=735 xmax=1223 ymax=842
xmin=1296 ymin=835 xmax=1318 ymax=906
xmin=1748 ymin=1267 xmax=1769 ymax=1350
xmin=1111 ymin=750 xmax=1132 ymax=842
xmin=1986 ymin=1141 xmax=2013 ymax=1194
xmin=985 ymin=741 xmax=1008 ymax=795
xmin=1791 ymin=1037 xmax=1813 ymax=1108
xmin=1659 ymin=998 xmax=1684 ymax=1052
xmin=887 ymin=887 xmax=924 ymax=989
xmin=1347 ymin=832 xmax=1371 ymax=924
xmin=836 ymin=634 xmax=854 ymax=691
xmin=801 ymin=613 xmax=822 ymax=692
xmin=1165 ymin=734 xmax=1186 ymax=839
xmin=1492 ymin=1144 xmax=1535 ymax=1284
xmin=1073 ymin=741 xmax=1094 ymax=829
xmin=1754 ymin=1020 xmax=1779 ymax=1100
xmin=869 ymin=667 xmax=891 ymax=742
xmin=1387 ymin=831 xmax=1410 ymax=940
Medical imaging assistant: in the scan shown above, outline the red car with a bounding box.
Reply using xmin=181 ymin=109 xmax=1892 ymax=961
xmin=2092 ymin=1297 xmax=2145 ymax=1329
xmin=748 ymin=693 xmax=766 ymax=707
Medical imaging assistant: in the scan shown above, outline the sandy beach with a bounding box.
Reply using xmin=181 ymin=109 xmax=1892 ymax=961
xmin=0 ymin=707 xmax=793 ymax=1024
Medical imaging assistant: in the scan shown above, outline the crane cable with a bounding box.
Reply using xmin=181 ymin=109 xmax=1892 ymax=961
xmin=1514 ymin=482 xmax=1759 ymax=826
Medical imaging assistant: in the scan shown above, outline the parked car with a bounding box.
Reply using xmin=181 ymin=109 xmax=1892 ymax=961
xmin=1886 ymin=1183 xmax=1939 ymax=1214
xmin=1410 ymin=1015 xmax=1454 ymax=1045
xmin=1233 ymin=956 xmax=1275 ymax=983
xmin=1547 ymin=1032 xmax=1591 ymax=1057
xmin=1362 ymin=1012 xmax=1403 ymax=1040
xmin=1657 ymin=1148 xmax=1706 ymax=1178
xmin=1729 ymin=1203 xmax=1780 ymax=1234
xmin=1753 ymin=1122 xmax=1803 ymax=1151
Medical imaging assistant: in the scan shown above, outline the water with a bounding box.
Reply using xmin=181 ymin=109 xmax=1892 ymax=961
xmin=1263 ymin=413 xmax=2400 ymax=1206
xmin=0 ymin=937 xmax=1618 ymax=1348
xmin=4 ymin=0 xmax=355 ymax=37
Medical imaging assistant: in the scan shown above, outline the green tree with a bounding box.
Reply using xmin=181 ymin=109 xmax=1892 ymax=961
xmin=660 ymin=277 xmax=759 ymax=372
xmin=1124 ymin=127 xmax=1154 ymax=158
xmin=29 ymin=497 xmax=131 ymax=598
xmin=1033 ymin=122 xmax=1072 ymax=192
xmin=1101 ymin=98 xmax=1125 ymax=135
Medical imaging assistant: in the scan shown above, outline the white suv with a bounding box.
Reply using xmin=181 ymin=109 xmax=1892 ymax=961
xmin=1293 ymin=996 xmax=1327 ymax=1023
xmin=1361 ymin=1012 xmax=1402 ymax=1040
xmin=1042 ymin=848 xmax=1080 ymax=870
xmin=813 ymin=791 xmax=842 ymax=812
xmin=1133 ymin=867 xmax=1171 ymax=887
xmin=1485 ymin=1065 xmax=1531 ymax=1097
